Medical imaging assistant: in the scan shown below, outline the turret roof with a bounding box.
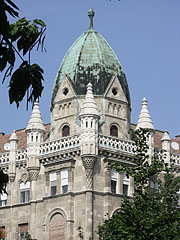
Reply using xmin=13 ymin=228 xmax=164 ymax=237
xmin=51 ymin=8 xmax=130 ymax=107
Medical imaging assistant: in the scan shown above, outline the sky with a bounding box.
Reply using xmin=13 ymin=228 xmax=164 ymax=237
xmin=0 ymin=0 xmax=179 ymax=138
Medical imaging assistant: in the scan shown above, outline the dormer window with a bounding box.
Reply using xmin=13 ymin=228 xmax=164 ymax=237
xmin=110 ymin=125 xmax=118 ymax=137
xmin=62 ymin=125 xmax=70 ymax=137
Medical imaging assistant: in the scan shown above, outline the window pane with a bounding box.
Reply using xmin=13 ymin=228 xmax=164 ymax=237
xmin=62 ymin=185 xmax=68 ymax=194
xmin=61 ymin=178 xmax=68 ymax=186
xmin=62 ymin=125 xmax=70 ymax=137
xmin=61 ymin=169 xmax=68 ymax=178
xmin=61 ymin=169 xmax=68 ymax=194
xmin=50 ymin=171 xmax=57 ymax=181
xmin=123 ymin=184 xmax=128 ymax=196
xmin=25 ymin=191 xmax=30 ymax=202
xmin=111 ymin=180 xmax=117 ymax=193
xmin=111 ymin=169 xmax=117 ymax=180
xmin=20 ymin=192 xmax=25 ymax=203
xmin=51 ymin=186 xmax=57 ymax=196
xmin=110 ymin=125 xmax=118 ymax=137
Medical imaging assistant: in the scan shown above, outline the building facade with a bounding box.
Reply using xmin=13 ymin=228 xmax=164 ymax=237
xmin=0 ymin=8 xmax=180 ymax=240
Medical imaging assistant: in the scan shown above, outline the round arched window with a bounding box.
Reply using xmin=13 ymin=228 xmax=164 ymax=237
xmin=62 ymin=125 xmax=70 ymax=137
xmin=110 ymin=125 xmax=118 ymax=137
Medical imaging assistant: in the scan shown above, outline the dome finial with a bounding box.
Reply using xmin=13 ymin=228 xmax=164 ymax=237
xmin=88 ymin=7 xmax=95 ymax=29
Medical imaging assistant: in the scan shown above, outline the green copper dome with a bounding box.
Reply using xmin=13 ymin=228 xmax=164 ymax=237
xmin=51 ymin=8 xmax=130 ymax=107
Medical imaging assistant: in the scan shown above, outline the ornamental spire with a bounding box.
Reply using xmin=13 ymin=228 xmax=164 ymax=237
xmin=136 ymin=97 xmax=154 ymax=130
xmin=79 ymin=82 xmax=99 ymax=117
xmin=88 ymin=7 xmax=94 ymax=29
xmin=26 ymin=100 xmax=45 ymax=133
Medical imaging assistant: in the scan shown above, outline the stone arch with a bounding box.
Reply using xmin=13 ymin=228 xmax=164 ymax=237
xmin=45 ymin=208 xmax=67 ymax=240
xmin=111 ymin=207 xmax=121 ymax=217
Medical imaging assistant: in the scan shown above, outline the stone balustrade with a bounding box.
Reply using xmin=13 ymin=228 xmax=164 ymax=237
xmin=98 ymin=134 xmax=136 ymax=154
xmin=0 ymin=152 xmax=9 ymax=164
xmin=16 ymin=149 xmax=27 ymax=161
xmin=0 ymin=134 xmax=180 ymax=168
xmin=39 ymin=134 xmax=80 ymax=155
xmin=171 ymin=153 xmax=180 ymax=166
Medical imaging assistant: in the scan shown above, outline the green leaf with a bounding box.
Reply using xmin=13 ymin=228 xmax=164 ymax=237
xmin=33 ymin=19 xmax=46 ymax=27
xmin=9 ymin=62 xmax=44 ymax=107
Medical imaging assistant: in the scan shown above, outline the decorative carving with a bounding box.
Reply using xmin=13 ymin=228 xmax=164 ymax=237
xmin=28 ymin=168 xmax=40 ymax=181
xmin=82 ymin=156 xmax=97 ymax=190
xmin=82 ymin=156 xmax=96 ymax=169
xmin=9 ymin=173 xmax=16 ymax=182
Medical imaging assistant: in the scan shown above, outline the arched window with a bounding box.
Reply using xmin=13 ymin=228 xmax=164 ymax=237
xmin=110 ymin=125 xmax=118 ymax=137
xmin=62 ymin=125 xmax=70 ymax=137
xmin=20 ymin=181 xmax=30 ymax=203
xmin=49 ymin=213 xmax=65 ymax=240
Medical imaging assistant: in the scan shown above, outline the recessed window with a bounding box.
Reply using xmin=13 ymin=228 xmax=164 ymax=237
xmin=62 ymin=125 xmax=70 ymax=137
xmin=63 ymin=88 xmax=69 ymax=96
xmin=123 ymin=172 xmax=130 ymax=196
xmin=111 ymin=169 xmax=118 ymax=193
xmin=19 ymin=223 xmax=28 ymax=240
xmin=50 ymin=171 xmax=57 ymax=196
xmin=20 ymin=181 xmax=30 ymax=203
xmin=0 ymin=190 xmax=7 ymax=207
xmin=112 ymin=87 xmax=118 ymax=96
xmin=110 ymin=125 xmax=118 ymax=137
xmin=61 ymin=168 xmax=68 ymax=194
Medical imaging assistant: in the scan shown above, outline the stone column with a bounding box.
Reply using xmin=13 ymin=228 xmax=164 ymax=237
xmin=82 ymin=156 xmax=97 ymax=240
xmin=161 ymin=131 xmax=171 ymax=164
xmin=28 ymin=167 xmax=39 ymax=239
xmin=28 ymin=167 xmax=40 ymax=200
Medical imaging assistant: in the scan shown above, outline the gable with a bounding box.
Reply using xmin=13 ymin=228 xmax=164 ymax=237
xmin=53 ymin=74 xmax=77 ymax=103
xmin=104 ymin=73 xmax=128 ymax=103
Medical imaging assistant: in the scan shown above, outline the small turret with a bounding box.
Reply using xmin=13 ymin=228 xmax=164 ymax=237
xmin=136 ymin=98 xmax=155 ymax=164
xmin=26 ymin=100 xmax=45 ymax=144
xmin=79 ymin=82 xmax=99 ymax=156
xmin=25 ymin=101 xmax=45 ymax=199
xmin=136 ymin=97 xmax=154 ymax=130
xmin=161 ymin=131 xmax=171 ymax=164
xmin=9 ymin=130 xmax=18 ymax=182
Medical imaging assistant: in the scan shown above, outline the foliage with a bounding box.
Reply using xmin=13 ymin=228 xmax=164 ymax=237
xmin=0 ymin=226 xmax=6 ymax=239
xmin=24 ymin=232 xmax=37 ymax=240
xmin=98 ymin=128 xmax=180 ymax=240
xmin=0 ymin=0 xmax=46 ymax=108
xmin=0 ymin=170 xmax=8 ymax=195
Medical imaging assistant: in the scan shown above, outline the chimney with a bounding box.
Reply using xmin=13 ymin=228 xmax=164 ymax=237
xmin=175 ymin=135 xmax=180 ymax=141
